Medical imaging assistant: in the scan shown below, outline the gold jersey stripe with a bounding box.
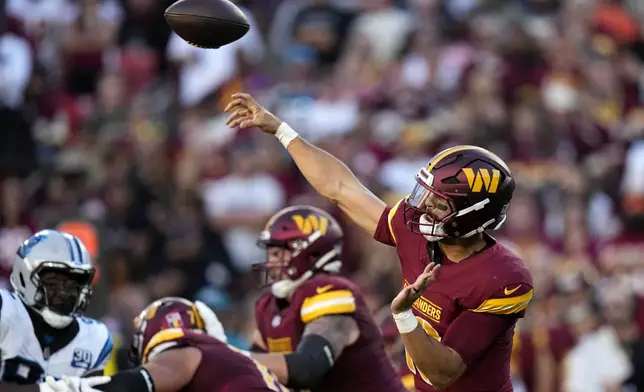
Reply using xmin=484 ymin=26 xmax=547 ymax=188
xmin=267 ymin=337 xmax=293 ymax=354
xmin=300 ymin=290 xmax=356 ymax=323
xmin=473 ymin=289 xmax=534 ymax=315
xmin=387 ymin=199 xmax=404 ymax=244
xmin=300 ymin=302 xmax=356 ymax=323
xmin=401 ymin=374 xmax=415 ymax=390
xmin=143 ymin=328 xmax=185 ymax=362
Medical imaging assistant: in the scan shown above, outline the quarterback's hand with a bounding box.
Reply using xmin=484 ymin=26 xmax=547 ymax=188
xmin=41 ymin=375 xmax=110 ymax=392
xmin=195 ymin=300 xmax=228 ymax=343
xmin=391 ymin=262 xmax=440 ymax=314
xmin=224 ymin=93 xmax=282 ymax=133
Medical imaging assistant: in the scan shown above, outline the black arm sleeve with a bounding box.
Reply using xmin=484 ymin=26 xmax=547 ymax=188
xmin=249 ymin=344 xmax=266 ymax=353
xmin=82 ymin=369 xmax=104 ymax=377
xmin=284 ymin=334 xmax=335 ymax=389
xmin=0 ymin=382 xmax=39 ymax=392
xmin=93 ymin=368 xmax=154 ymax=392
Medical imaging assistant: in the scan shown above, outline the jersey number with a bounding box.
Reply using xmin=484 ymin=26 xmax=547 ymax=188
xmin=405 ymin=317 xmax=441 ymax=387
xmin=1 ymin=357 xmax=45 ymax=384
xmin=228 ymin=346 xmax=288 ymax=391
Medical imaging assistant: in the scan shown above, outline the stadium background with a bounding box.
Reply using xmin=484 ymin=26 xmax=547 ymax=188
xmin=1 ymin=0 xmax=644 ymax=390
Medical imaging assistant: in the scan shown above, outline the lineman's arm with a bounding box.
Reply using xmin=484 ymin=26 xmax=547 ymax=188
xmin=225 ymin=93 xmax=387 ymax=236
xmin=251 ymin=315 xmax=360 ymax=389
xmin=93 ymin=347 xmax=201 ymax=392
xmin=250 ymin=329 xmax=268 ymax=352
xmin=2 ymin=381 xmax=49 ymax=392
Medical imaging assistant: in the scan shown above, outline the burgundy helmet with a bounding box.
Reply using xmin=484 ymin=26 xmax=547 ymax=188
xmin=404 ymin=145 xmax=515 ymax=241
xmin=255 ymin=206 xmax=343 ymax=298
xmin=130 ymin=297 xmax=205 ymax=365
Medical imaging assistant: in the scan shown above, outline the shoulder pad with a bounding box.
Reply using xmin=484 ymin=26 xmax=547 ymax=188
xmin=255 ymin=291 xmax=273 ymax=310
xmin=0 ymin=290 xmax=19 ymax=328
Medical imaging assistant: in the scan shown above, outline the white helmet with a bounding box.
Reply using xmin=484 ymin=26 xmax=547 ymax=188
xmin=10 ymin=229 xmax=95 ymax=328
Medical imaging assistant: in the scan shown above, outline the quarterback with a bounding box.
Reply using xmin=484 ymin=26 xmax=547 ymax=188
xmin=225 ymin=93 xmax=534 ymax=391
xmin=0 ymin=230 xmax=112 ymax=392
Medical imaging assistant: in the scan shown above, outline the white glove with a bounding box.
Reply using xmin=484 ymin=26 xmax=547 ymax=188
xmin=40 ymin=375 xmax=111 ymax=392
xmin=195 ymin=300 xmax=228 ymax=343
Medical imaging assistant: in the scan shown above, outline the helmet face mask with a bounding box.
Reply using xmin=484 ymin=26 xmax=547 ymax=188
xmin=252 ymin=245 xmax=296 ymax=287
xmin=34 ymin=265 xmax=94 ymax=316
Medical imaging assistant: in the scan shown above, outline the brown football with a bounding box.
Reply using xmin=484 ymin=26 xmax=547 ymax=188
xmin=164 ymin=0 xmax=250 ymax=49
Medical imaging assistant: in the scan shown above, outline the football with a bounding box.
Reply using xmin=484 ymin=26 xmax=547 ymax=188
xmin=164 ymin=0 xmax=250 ymax=49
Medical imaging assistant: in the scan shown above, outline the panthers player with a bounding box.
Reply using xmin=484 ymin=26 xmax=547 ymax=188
xmin=237 ymin=206 xmax=406 ymax=392
xmin=0 ymin=230 xmax=112 ymax=392
xmin=225 ymin=94 xmax=533 ymax=392
xmin=52 ymin=297 xmax=289 ymax=392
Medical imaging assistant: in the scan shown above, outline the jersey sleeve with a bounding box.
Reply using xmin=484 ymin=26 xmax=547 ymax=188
xmin=91 ymin=325 xmax=114 ymax=370
xmin=142 ymin=328 xmax=189 ymax=364
xmin=0 ymin=290 xmax=15 ymax=353
xmin=297 ymin=285 xmax=358 ymax=324
xmin=373 ymin=198 xmax=404 ymax=246
xmin=471 ymin=284 xmax=534 ymax=317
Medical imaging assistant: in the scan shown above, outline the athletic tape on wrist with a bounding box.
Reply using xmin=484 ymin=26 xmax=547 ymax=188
xmin=275 ymin=122 xmax=299 ymax=148
xmin=393 ymin=309 xmax=418 ymax=334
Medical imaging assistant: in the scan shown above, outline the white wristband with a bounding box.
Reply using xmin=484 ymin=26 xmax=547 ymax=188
xmin=275 ymin=122 xmax=299 ymax=148
xmin=393 ymin=309 xmax=418 ymax=334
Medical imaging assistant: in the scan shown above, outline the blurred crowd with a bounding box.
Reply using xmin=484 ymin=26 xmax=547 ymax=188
xmin=1 ymin=0 xmax=644 ymax=390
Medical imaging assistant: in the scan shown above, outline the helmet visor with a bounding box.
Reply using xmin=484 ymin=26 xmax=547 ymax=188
xmin=407 ymin=179 xmax=456 ymax=223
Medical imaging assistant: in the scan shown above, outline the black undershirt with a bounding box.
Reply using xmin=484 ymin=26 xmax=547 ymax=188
xmin=25 ymin=306 xmax=79 ymax=358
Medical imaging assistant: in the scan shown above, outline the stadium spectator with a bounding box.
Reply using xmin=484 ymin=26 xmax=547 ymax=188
xmin=0 ymin=0 xmax=643 ymax=387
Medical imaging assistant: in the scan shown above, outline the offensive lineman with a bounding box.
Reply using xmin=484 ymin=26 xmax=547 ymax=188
xmin=0 ymin=230 xmax=112 ymax=392
xmin=224 ymin=93 xmax=533 ymax=392
xmin=241 ymin=206 xmax=406 ymax=392
xmin=46 ymin=297 xmax=288 ymax=392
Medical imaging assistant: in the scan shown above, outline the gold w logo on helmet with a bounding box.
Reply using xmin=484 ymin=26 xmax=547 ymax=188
xmin=292 ymin=215 xmax=329 ymax=235
xmin=462 ymin=168 xmax=501 ymax=193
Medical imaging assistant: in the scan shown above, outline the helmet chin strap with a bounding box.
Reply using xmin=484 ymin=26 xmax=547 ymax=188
xmin=419 ymin=214 xmax=445 ymax=242
xmin=39 ymin=307 xmax=74 ymax=329
xmin=271 ymin=247 xmax=341 ymax=299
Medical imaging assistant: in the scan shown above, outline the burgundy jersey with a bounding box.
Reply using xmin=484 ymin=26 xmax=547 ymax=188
xmin=374 ymin=199 xmax=534 ymax=392
xmin=255 ymin=275 xmax=407 ymax=392
xmin=142 ymin=328 xmax=288 ymax=392
xmin=399 ymin=360 xmax=415 ymax=391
